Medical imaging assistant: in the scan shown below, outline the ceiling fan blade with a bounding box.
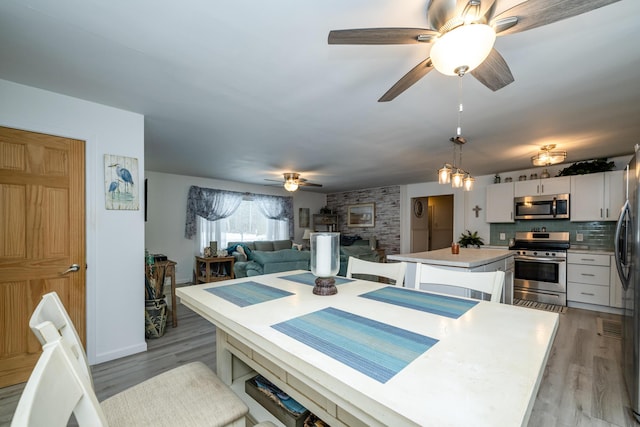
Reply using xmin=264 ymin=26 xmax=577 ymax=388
xmin=299 ymin=182 xmax=323 ymax=188
xmin=378 ymin=58 xmax=434 ymax=102
xmin=264 ymin=178 xmax=283 ymax=183
xmin=470 ymin=48 xmax=514 ymax=91
xmin=328 ymin=28 xmax=438 ymax=45
xmin=491 ymin=0 xmax=621 ymax=36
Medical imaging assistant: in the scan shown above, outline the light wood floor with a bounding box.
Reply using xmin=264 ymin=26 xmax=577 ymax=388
xmin=0 ymin=303 xmax=636 ymax=426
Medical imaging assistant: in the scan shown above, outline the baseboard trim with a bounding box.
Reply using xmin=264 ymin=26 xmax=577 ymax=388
xmin=92 ymin=341 xmax=147 ymax=365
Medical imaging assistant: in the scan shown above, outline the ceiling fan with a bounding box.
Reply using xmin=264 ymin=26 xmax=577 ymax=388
xmin=328 ymin=0 xmax=621 ymax=102
xmin=265 ymin=173 xmax=323 ymax=192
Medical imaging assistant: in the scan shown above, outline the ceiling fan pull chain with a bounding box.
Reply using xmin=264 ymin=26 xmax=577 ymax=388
xmin=457 ymin=75 xmax=464 ymax=137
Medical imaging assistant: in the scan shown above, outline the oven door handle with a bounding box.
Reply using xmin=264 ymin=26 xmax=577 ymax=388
xmin=514 ymin=256 xmax=566 ymax=263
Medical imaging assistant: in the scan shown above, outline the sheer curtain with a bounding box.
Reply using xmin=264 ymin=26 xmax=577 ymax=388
xmin=185 ymin=186 xmax=293 ymax=254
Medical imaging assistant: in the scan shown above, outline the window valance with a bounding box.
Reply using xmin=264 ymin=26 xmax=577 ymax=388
xmin=185 ymin=186 xmax=293 ymax=239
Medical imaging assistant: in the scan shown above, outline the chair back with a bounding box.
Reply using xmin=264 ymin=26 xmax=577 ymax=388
xmin=29 ymin=292 xmax=92 ymax=384
xmin=11 ymin=322 xmax=108 ymax=427
xmin=346 ymin=257 xmax=407 ymax=286
xmin=413 ymin=264 xmax=505 ymax=303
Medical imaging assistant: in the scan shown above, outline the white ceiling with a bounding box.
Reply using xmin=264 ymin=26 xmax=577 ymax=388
xmin=1 ymin=0 xmax=639 ymax=193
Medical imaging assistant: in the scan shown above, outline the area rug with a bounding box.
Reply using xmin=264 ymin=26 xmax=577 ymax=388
xmin=513 ymin=298 xmax=568 ymax=314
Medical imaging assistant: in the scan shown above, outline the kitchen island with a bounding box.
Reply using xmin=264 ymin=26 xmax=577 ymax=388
xmin=388 ymin=247 xmax=514 ymax=303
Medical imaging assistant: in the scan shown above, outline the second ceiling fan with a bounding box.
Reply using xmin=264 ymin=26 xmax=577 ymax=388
xmin=328 ymin=0 xmax=620 ymax=102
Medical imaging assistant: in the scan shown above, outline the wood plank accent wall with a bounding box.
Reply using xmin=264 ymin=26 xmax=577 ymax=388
xmin=326 ymin=185 xmax=400 ymax=255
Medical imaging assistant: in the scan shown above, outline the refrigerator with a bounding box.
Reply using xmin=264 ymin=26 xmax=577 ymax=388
xmin=614 ymin=144 xmax=640 ymax=422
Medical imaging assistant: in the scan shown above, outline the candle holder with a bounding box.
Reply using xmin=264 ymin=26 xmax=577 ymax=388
xmin=310 ymin=232 xmax=340 ymax=295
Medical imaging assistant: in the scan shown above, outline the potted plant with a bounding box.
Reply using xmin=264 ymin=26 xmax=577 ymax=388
xmin=458 ymin=230 xmax=484 ymax=248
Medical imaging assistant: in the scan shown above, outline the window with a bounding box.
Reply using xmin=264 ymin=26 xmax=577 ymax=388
xmin=197 ymin=200 xmax=289 ymax=252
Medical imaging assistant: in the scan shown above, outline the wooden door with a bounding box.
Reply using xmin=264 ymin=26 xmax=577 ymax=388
xmin=0 ymin=126 xmax=85 ymax=387
xmin=410 ymin=197 xmax=429 ymax=252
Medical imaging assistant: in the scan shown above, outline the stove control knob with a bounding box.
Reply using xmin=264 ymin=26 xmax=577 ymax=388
xmin=533 ymin=251 xmax=538 ymax=256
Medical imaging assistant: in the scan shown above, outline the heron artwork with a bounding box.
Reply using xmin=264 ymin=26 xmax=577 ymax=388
xmin=108 ymin=180 xmax=120 ymax=198
xmin=104 ymin=154 xmax=139 ymax=210
xmin=108 ymin=163 xmax=134 ymax=193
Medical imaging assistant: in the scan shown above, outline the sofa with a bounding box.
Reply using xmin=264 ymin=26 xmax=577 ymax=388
xmin=228 ymin=240 xmax=310 ymax=278
xmin=230 ymin=239 xmax=378 ymax=278
xmin=338 ymin=240 xmax=379 ymax=277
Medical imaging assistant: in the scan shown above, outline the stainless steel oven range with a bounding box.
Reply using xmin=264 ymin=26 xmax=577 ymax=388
xmin=510 ymin=231 xmax=570 ymax=306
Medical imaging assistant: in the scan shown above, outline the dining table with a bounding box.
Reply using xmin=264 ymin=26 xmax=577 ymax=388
xmin=176 ymin=270 xmax=558 ymax=427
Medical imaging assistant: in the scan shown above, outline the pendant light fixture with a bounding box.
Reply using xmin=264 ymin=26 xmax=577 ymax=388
xmin=531 ymin=144 xmax=567 ymax=166
xmin=437 ymin=76 xmax=474 ymax=191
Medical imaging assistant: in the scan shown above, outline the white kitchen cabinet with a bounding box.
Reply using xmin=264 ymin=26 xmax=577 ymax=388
xmin=514 ymin=176 xmax=570 ymax=197
xmin=570 ymin=170 xmax=624 ymax=221
xmin=486 ymin=182 xmax=514 ymax=223
xmin=610 ymin=255 xmax=624 ymax=309
xmin=567 ymin=252 xmax=610 ymax=306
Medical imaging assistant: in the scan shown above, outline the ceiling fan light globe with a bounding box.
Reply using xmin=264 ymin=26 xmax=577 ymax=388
xmin=284 ymin=180 xmax=299 ymax=192
xmin=430 ymin=24 xmax=496 ymax=76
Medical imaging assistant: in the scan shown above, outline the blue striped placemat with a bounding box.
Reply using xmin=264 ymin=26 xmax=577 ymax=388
xmin=359 ymin=286 xmax=478 ymax=319
xmin=272 ymin=307 xmax=437 ymax=383
xmin=279 ymin=272 xmax=354 ymax=286
xmin=205 ymin=281 xmax=294 ymax=307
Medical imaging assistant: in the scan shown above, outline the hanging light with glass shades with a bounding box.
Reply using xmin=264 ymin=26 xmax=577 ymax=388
xmin=437 ymin=76 xmax=474 ymax=191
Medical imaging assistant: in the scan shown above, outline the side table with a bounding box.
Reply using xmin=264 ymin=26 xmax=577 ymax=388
xmin=195 ymin=256 xmax=235 ymax=284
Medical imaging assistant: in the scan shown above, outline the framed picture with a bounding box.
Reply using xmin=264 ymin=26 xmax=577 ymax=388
xmin=104 ymin=154 xmax=139 ymax=210
xmin=347 ymin=203 xmax=375 ymax=227
xmin=299 ymin=207 xmax=310 ymax=228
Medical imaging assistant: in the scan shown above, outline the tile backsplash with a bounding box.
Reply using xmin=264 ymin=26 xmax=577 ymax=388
xmin=489 ymin=220 xmax=616 ymax=251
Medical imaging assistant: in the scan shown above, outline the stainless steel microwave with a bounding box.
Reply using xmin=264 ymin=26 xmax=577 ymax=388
xmin=514 ymin=194 xmax=570 ymax=220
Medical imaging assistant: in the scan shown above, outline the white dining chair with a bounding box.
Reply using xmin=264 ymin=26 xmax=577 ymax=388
xmin=17 ymin=292 xmax=279 ymax=427
xmin=12 ymin=321 xmax=108 ymax=427
xmin=346 ymin=257 xmax=407 ymax=286
xmin=413 ymin=263 xmax=505 ymax=303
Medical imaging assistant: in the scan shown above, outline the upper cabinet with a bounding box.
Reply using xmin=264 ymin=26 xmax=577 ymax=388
xmin=514 ymin=176 xmax=571 ymax=197
xmin=571 ymin=170 xmax=624 ymax=222
xmin=486 ymin=182 xmax=515 ymax=223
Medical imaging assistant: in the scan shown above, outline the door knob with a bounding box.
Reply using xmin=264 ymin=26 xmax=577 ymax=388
xmin=62 ymin=264 xmax=80 ymax=274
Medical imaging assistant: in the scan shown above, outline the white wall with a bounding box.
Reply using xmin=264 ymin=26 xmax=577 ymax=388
xmin=144 ymin=171 xmax=326 ymax=283
xmin=0 ymin=79 xmax=146 ymax=364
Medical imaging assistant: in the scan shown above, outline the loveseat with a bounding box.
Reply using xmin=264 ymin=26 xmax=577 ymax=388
xmin=228 ymin=240 xmax=311 ymax=278
xmin=230 ymin=239 xmax=379 ymax=278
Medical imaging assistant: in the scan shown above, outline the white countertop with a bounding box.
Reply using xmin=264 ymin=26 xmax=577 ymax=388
xmin=388 ymin=247 xmax=513 ymax=268
xmin=177 ymin=271 xmax=558 ymax=427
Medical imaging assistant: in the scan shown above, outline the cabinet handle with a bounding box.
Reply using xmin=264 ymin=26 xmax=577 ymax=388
xmin=580 ymin=292 xmax=595 ymax=296
xmin=600 ymin=208 xmax=603 ymax=218
xmin=581 ymin=273 xmax=595 ymax=277
xmin=537 ymin=184 xmax=540 ymax=194
xmin=606 ymin=208 xmax=609 ymax=218
xmin=580 ymin=258 xmax=595 ymax=262
xmin=541 ymin=184 xmax=544 ymax=193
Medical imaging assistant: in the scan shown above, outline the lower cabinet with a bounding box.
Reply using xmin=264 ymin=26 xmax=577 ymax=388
xmin=567 ymin=252 xmax=624 ymax=311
